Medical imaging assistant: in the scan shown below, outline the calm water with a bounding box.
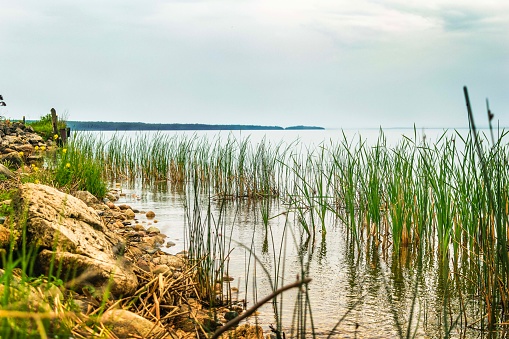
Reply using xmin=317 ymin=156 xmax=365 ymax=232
xmin=103 ymin=128 xmax=490 ymax=338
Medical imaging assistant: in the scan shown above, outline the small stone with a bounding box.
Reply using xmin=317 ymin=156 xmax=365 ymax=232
xmin=165 ymin=241 xmax=176 ymax=248
xmin=146 ymin=226 xmax=160 ymax=234
xmin=146 ymin=210 xmax=155 ymax=219
xmin=105 ymin=192 xmax=118 ymax=202
xmin=124 ymin=209 xmax=135 ymax=219
xmin=114 ymin=221 xmax=125 ymax=228
xmin=133 ymin=224 xmax=145 ymax=232
xmin=224 ymin=311 xmax=239 ymax=321
xmin=145 ymin=248 xmax=159 ymax=254
xmin=118 ymin=204 xmax=130 ymax=210
xmin=153 ymin=219 xmax=158 ymax=223
xmin=136 ymin=259 xmax=150 ymax=272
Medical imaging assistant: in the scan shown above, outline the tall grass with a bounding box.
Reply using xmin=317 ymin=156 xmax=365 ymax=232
xmin=58 ymin=121 xmax=509 ymax=335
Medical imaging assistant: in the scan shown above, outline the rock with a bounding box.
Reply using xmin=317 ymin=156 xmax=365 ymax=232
xmin=106 ymin=202 xmax=116 ymax=210
xmin=100 ymin=309 xmax=172 ymax=338
xmin=111 ymin=211 xmax=126 ymax=221
xmin=146 ymin=210 xmax=155 ymax=219
xmin=146 ymin=226 xmax=160 ymax=234
xmin=26 ymin=155 xmax=43 ymax=164
xmin=13 ymin=183 xmax=138 ymax=297
xmin=152 ymin=264 xmax=172 ymax=276
xmin=118 ymin=204 xmax=130 ymax=210
xmin=13 ymin=144 xmax=34 ymax=153
xmin=113 ymin=221 xmax=125 ymax=228
xmin=152 ymin=255 xmax=184 ymax=270
xmin=0 ymin=163 xmax=15 ymax=178
xmin=133 ymin=224 xmax=145 ymax=232
xmin=28 ymin=134 xmax=44 ymax=145
xmin=0 ymin=151 xmax=22 ymax=167
xmin=73 ymin=190 xmax=100 ymax=206
xmin=0 ymin=224 xmax=12 ymax=248
xmin=224 ymin=311 xmax=239 ymax=321
xmin=141 ymin=235 xmax=165 ymax=248
xmin=124 ymin=208 xmax=135 ymax=220
xmin=166 ymin=241 xmax=176 ymax=248
xmin=136 ymin=259 xmax=151 ymax=272
xmin=104 ymin=192 xmax=118 ymax=202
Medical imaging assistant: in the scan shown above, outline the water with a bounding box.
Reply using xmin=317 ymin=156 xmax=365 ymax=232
xmin=101 ymin=128 xmax=489 ymax=338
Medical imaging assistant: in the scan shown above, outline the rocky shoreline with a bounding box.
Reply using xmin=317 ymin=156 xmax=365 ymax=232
xmin=0 ymin=120 xmax=264 ymax=338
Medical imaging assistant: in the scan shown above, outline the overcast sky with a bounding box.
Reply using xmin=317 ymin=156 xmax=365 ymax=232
xmin=0 ymin=0 xmax=507 ymax=129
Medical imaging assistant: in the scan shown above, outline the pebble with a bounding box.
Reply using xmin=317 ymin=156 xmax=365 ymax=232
xmin=133 ymin=224 xmax=145 ymax=232
xmin=166 ymin=241 xmax=176 ymax=248
xmin=136 ymin=259 xmax=150 ymax=272
xmin=145 ymin=248 xmax=159 ymax=254
xmin=224 ymin=311 xmax=238 ymax=321
xmin=146 ymin=211 xmax=156 ymax=219
xmin=146 ymin=226 xmax=160 ymax=234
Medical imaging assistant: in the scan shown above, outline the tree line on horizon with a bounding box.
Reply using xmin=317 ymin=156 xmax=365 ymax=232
xmin=62 ymin=121 xmax=325 ymax=131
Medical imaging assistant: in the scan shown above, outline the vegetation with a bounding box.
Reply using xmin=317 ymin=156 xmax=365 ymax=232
xmin=26 ymin=113 xmax=67 ymax=141
xmin=2 ymin=91 xmax=509 ymax=337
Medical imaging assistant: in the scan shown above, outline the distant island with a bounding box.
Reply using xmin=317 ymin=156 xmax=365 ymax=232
xmin=64 ymin=121 xmax=325 ymax=131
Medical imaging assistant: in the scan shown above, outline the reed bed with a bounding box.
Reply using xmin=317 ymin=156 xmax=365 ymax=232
xmin=66 ymin=125 xmax=509 ymax=333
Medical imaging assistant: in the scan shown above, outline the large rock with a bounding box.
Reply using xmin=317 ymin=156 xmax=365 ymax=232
xmin=100 ymin=309 xmax=173 ymax=338
xmin=13 ymin=183 xmax=138 ymax=296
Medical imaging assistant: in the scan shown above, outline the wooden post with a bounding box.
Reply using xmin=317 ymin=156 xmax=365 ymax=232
xmin=51 ymin=108 xmax=58 ymax=136
xmin=59 ymin=128 xmax=68 ymax=144
xmin=22 ymin=116 xmax=25 ymax=124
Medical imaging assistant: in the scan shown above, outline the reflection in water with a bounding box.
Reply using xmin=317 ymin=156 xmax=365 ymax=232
xmin=115 ymin=183 xmax=485 ymax=338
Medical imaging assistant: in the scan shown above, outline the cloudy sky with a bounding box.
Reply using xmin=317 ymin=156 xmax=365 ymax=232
xmin=0 ymin=0 xmax=507 ymax=129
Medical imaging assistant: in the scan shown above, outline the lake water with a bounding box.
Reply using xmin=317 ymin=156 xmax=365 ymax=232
xmin=95 ymin=128 xmax=493 ymax=338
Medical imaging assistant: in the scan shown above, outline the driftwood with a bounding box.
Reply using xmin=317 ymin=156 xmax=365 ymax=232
xmin=211 ymin=277 xmax=312 ymax=339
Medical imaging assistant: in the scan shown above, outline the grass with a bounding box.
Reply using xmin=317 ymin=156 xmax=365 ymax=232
xmin=26 ymin=113 xmax=67 ymax=142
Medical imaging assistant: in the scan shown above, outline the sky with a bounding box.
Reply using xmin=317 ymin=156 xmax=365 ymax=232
xmin=0 ymin=0 xmax=508 ymax=129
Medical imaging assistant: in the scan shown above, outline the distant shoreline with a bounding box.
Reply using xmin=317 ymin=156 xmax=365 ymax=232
xmin=63 ymin=121 xmax=325 ymax=131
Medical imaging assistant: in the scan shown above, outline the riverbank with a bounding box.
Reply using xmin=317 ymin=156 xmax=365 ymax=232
xmin=0 ymin=119 xmax=265 ymax=338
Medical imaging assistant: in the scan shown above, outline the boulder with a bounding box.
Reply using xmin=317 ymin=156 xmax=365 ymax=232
xmin=13 ymin=183 xmax=138 ymax=296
